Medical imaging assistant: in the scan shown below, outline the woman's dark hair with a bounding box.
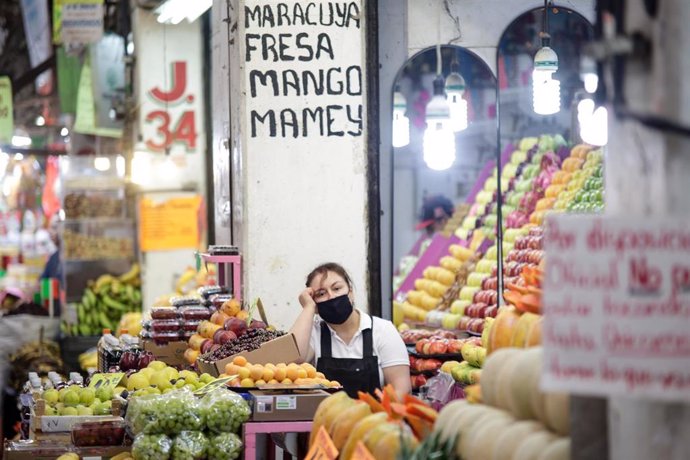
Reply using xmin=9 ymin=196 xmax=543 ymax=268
xmin=306 ymin=263 xmax=353 ymax=290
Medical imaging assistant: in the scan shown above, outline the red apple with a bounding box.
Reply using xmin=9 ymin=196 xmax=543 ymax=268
xmin=210 ymin=344 xmax=221 ymax=354
xmin=428 ymin=341 xmax=448 ymax=355
xmin=413 ymin=374 xmax=427 ymax=388
xmin=416 ymin=339 xmax=428 ymax=355
xmin=250 ymin=320 xmax=267 ymax=330
xmin=422 ymin=342 xmax=432 ymax=355
xmin=484 ymin=305 xmax=498 ymax=318
xmin=458 ymin=316 xmax=472 ymax=331
xmin=214 ymin=329 xmax=238 ymax=345
xmin=224 ymin=317 xmax=248 ymax=337
xmin=477 ymin=305 xmax=490 ymax=318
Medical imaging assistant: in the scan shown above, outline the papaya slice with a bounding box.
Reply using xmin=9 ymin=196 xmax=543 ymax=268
xmin=406 ymin=404 xmax=438 ymax=423
xmin=390 ymin=402 xmax=408 ymax=419
xmin=403 ymin=394 xmax=427 ymax=408
xmin=374 ymin=388 xmax=385 ymax=402
xmin=404 ymin=413 xmax=433 ymax=440
xmin=520 ymin=293 xmax=542 ymax=314
xmin=358 ymin=391 xmax=385 ymax=413
xmin=383 ymin=384 xmax=399 ymax=404
xmin=506 ymin=282 xmax=529 ymax=295
xmin=503 ymin=290 xmax=528 ymax=313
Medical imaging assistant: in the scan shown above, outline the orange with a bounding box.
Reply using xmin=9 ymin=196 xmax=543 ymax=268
xmin=281 ymin=378 xmax=293 ymax=385
xmin=273 ymin=368 xmax=287 ymax=381
xmin=276 ymin=363 xmax=287 ymax=369
xmin=255 ymin=379 xmax=267 ymax=386
xmin=225 ymin=363 xmax=241 ymax=376
xmin=249 ymin=365 xmax=264 ymax=381
xmin=221 ymin=299 xmax=241 ymax=317
xmin=228 ymin=378 xmax=241 ymax=387
xmin=315 ymin=372 xmax=326 ymax=379
xmin=296 ymin=369 xmax=308 ymax=379
xmin=265 ymin=363 xmax=276 ymax=370
xmin=237 ymin=367 xmax=250 ymax=380
xmin=267 ymin=379 xmax=279 ymax=385
xmin=233 ymin=356 xmax=247 ymax=367
xmin=329 ymin=380 xmax=341 ymax=388
xmin=262 ymin=368 xmax=275 ymax=382
xmin=287 ymin=363 xmax=300 ymax=370
xmin=286 ymin=368 xmax=299 ymax=382
xmin=236 ymin=310 xmax=250 ymax=321
xmin=240 ymin=378 xmax=254 ymax=388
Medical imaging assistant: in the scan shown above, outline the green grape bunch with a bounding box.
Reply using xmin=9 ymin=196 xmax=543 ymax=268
xmin=132 ymin=434 xmax=173 ymax=460
xmin=201 ymin=390 xmax=251 ymax=434
xmin=171 ymin=431 xmax=209 ymax=460
xmin=208 ymin=433 xmax=243 ymax=460
xmin=158 ymin=395 xmax=205 ymax=435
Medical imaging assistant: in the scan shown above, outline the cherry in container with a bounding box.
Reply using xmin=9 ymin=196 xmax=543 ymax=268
xmin=150 ymin=319 xmax=182 ymax=333
xmin=152 ymin=331 xmax=183 ymax=345
xmin=180 ymin=306 xmax=212 ymax=321
xmin=210 ymin=294 xmax=233 ymax=310
xmin=71 ymin=419 xmax=126 ymax=447
xmin=182 ymin=321 xmax=202 ymax=333
xmin=151 ymin=306 xmax=179 ymax=320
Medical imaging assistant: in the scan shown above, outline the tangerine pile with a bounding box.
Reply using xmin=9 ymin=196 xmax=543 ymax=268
xmin=219 ymin=356 xmax=341 ymax=388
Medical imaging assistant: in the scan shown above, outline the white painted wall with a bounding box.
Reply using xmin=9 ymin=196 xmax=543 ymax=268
xmin=237 ymin=0 xmax=369 ymax=330
xmin=406 ymin=0 xmax=595 ymax=72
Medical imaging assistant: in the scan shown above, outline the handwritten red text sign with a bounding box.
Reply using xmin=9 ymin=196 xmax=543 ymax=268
xmin=543 ymin=215 xmax=690 ymax=402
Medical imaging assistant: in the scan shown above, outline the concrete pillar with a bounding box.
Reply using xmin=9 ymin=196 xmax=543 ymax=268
xmin=218 ymin=0 xmax=371 ymax=329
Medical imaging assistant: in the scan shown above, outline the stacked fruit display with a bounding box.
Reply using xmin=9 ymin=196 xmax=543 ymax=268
xmin=309 ymin=385 xmax=438 ymax=459
xmin=431 ymin=347 xmax=571 ymax=460
xmin=121 ymin=360 xmax=215 ymax=398
xmin=126 ymin=388 xmax=247 ymax=460
xmin=216 ymin=356 xmax=341 ymax=388
xmin=36 ymin=384 xmax=120 ymax=417
xmin=407 ymin=335 xmax=480 ymax=390
xmin=62 ymin=265 xmax=143 ymax=337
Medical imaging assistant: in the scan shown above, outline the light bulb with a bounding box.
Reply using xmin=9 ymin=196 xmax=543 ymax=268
xmin=423 ymin=123 xmax=456 ymax=170
xmin=583 ymin=73 xmax=598 ymax=94
xmin=533 ymin=45 xmax=561 ymax=115
xmin=445 ymin=71 xmax=468 ymax=132
xmin=11 ymin=135 xmax=31 ymax=147
xmin=94 ymin=156 xmax=111 ymax=171
xmin=392 ymin=92 xmax=410 ymax=148
xmin=578 ymin=99 xmax=608 ymax=146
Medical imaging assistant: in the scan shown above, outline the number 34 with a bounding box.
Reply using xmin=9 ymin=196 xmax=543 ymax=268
xmin=145 ymin=110 xmax=197 ymax=151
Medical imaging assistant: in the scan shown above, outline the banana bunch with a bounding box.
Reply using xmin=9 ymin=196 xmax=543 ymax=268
xmin=62 ymin=264 xmax=143 ymax=337
xmin=78 ymin=349 xmax=98 ymax=370
xmin=8 ymin=340 xmax=63 ymax=390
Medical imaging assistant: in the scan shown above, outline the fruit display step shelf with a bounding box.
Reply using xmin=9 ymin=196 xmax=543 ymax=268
xmin=200 ymin=253 xmax=242 ymax=303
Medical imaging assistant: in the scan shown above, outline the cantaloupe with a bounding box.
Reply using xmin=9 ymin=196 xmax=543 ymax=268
xmin=330 ymin=402 xmax=372 ymax=449
xmin=309 ymin=391 xmax=351 ymax=445
xmin=464 ymin=412 xmax=516 ymax=460
xmin=437 ymin=401 xmax=486 ymax=443
xmin=508 ymin=346 xmax=542 ymax=419
xmin=527 ymin=348 xmax=547 ymax=422
xmin=510 ymin=312 xmax=540 ymax=347
xmin=480 ymin=348 xmax=520 ymax=407
xmin=456 ymin=407 xmax=513 ymax=459
xmin=495 ymin=354 xmax=522 ymax=413
xmin=543 ymin=392 xmax=570 ymax=436
xmin=525 ymin=317 xmax=543 ymax=347
xmin=513 ymin=430 xmax=559 ymax=460
xmin=491 ymin=420 xmax=544 ymax=460
xmin=488 ymin=307 xmax=521 ymax=354
xmin=538 ymin=437 xmax=571 ymax=460
xmin=340 ymin=412 xmax=389 ymax=460
xmin=362 ymin=423 xmax=400 ymax=455
xmin=369 ymin=424 xmax=419 ymax=459
xmin=434 ymin=400 xmax=468 ymax=441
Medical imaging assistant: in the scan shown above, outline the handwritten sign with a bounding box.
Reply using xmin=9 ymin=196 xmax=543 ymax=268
xmin=0 ymin=77 xmax=13 ymax=143
xmin=139 ymin=196 xmax=201 ymax=252
xmin=305 ymin=426 xmax=338 ymax=460
xmin=542 ymin=215 xmax=690 ymax=402
xmin=242 ymin=0 xmax=364 ymax=140
xmin=88 ymin=372 xmax=124 ymax=391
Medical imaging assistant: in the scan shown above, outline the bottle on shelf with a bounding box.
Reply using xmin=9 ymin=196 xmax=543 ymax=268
xmin=97 ymin=329 xmax=122 ymax=372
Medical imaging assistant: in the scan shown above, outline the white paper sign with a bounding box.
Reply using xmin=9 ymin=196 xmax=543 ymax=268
xmin=542 ymin=215 xmax=690 ymax=402
xmin=243 ymin=0 xmax=364 ymax=140
xmin=62 ymin=1 xmax=104 ymax=44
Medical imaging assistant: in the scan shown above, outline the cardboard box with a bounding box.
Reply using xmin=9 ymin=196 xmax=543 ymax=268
xmin=196 ymin=333 xmax=300 ymax=377
xmin=4 ymin=440 xmax=129 ymax=460
xmin=143 ymin=339 xmax=189 ymax=366
xmin=250 ymin=389 xmax=330 ymax=422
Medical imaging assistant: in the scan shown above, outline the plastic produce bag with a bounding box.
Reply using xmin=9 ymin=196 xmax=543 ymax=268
xmin=132 ymin=433 xmax=173 ymax=460
xmin=127 ymin=390 xmax=205 ymax=436
xmin=200 ymin=389 xmax=250 ymax=434
xmin=171 ymin=431 xmax=209 ymax=460
xmin=208 ymin=432 xmax=243 ymax=460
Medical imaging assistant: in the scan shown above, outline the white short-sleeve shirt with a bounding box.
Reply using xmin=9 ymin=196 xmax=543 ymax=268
xmin=308 ymin=309 xmax=409 ymax=386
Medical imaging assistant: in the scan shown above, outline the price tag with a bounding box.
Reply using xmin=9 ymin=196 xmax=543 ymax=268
xmin=351 ymin=441 xmax=376 ymax=460
xmin=304 ymin=426 xmax=338 ymax=460
xmin=88 ymin=373 xmax=124 ymax=391
xmin=193 ymin=376 xmax=235 ymax=396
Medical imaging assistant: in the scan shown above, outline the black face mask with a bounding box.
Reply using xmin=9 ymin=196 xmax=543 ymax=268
xmin=316 ymin=294 xmax=354 ymax=325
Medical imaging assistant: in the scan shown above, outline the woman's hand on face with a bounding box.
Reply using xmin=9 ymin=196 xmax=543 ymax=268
xmin=299 ymin=288 xmax=317 ymax=310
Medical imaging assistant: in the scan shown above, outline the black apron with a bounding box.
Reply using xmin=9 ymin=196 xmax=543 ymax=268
xmin=316 ymin=318 xmax=380 ymax=398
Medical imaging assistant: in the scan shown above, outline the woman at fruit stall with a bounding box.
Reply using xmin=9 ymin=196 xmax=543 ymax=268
xmin=290 ymin=262 xmax=411 ymax=398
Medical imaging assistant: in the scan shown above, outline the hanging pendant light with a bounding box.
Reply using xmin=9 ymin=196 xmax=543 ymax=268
xmin=392 ymin=90 xmax=410 ymax=148
xmin=423 ymin=75 xmax=456 ymax=171
xmin=533 ymin=2 xmax=561 ymax=115
xmin=445 ymin=60 xmax=468 ymax=132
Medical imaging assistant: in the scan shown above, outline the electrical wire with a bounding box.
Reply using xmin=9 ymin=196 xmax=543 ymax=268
xmin=437 ymin=2 xmax=442 ymax=76
xmin=442 ymin=0 xmax=462 ymax=44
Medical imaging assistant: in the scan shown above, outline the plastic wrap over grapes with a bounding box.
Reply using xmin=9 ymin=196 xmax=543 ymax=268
xmin=171 ymin=431 xmax=209 ymax=460
xmin=202 ymin=329 xmax=286 ymax=361
xmin=132 ymin=433 xmax=173 ymax=460
xmin=201 ymin=389 xmax=250 ymax=434
xmin=127 ymin=391 xmax=205 ymax=436
xmin=208 ymin=432 xmax=243 ymax=460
